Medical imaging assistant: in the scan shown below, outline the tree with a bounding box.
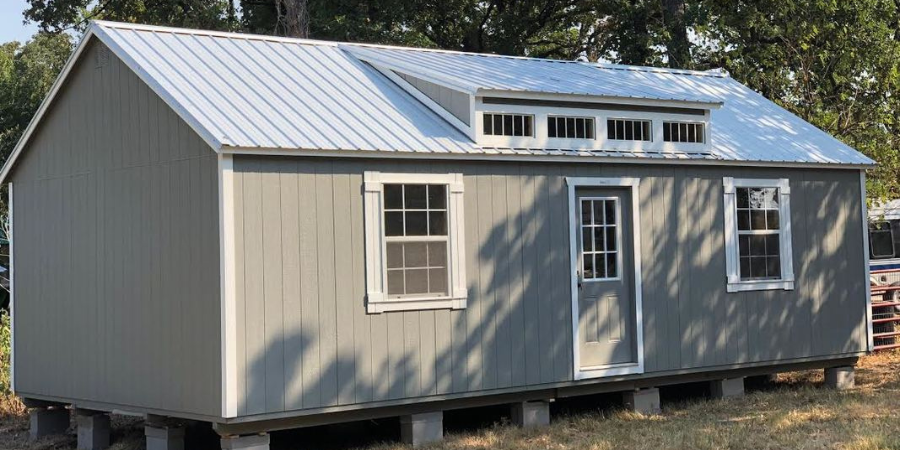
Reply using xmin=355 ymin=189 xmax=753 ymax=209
xmin=698 ymin=0 xmax=900 ymax=200
xmin=23 ymin=0 xmax=239 ymax=34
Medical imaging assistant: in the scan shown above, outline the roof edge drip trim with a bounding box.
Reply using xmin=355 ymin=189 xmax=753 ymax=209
xmin=218 ymin=145 xmax=875 ymax=170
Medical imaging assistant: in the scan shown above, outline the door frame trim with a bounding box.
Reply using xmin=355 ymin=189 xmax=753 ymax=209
xmin=566 ymin=177 xmax=645 ymax=380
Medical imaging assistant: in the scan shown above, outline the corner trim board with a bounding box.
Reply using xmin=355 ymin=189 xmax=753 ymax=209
xmin=8 ymin=182 xmax=14 ymax=393
xmin=218 ymin=153 xmax=238 ymax=418
xmin=861 ymin=171 xmax=874 ymax=352
xmin=565 ymin=176 xmax=645 ymax=380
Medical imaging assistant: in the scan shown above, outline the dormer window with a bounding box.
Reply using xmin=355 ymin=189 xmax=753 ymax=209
xmin=483 ymin=113 xmax=533 ymax=137
xmin=607 ymin=119 xmax=652 ymax=142
xmin=548 ymin=116 xmax=595 ymax=139
xmin=663 ymin=122 xmax=705 ymax=143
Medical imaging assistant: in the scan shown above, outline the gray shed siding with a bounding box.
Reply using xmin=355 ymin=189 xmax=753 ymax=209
xmin=230 ymin=156 xmax=867 ymax=416
xmin=396 ymin=72 xmax=470 ymax=125
xmin=10 ymin=40 xmax=222 ymax=417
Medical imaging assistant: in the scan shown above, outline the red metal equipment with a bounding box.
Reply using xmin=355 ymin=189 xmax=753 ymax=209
xmin=871 ymin=270 xmax=900 ymax=351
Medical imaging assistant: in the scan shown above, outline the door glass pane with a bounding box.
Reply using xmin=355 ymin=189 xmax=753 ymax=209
xmin=606 ymin=253 xmax=617 ymax=278
xmin=580 ymin=198 xmax=620 ymax=280
xmin=593 ymin=201 xmax=604 ymax=225
xmin=594 ymin=227 xmax=605 ymax=252
xmin=581 ymin=200 xmax=592 ymax=225
xmin=606 ymin=227 xmax=616 ymax=251
xmin=583 ymin=252 xmax=595 ymax=278
xmin=595 ymin=254 xmax=606 ymax=279
xmin=605 ymin=200 xmax=616 ymax=225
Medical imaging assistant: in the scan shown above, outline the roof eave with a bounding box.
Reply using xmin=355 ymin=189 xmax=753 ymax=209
xmin=476 ymin=88 xmax=724 ymax=110
xmin=219 ymin=145 xmax=875 ymax=170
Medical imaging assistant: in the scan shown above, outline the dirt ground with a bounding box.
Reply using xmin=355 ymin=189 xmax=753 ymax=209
xmin=2 ymin=352 xmax=900 ymax=450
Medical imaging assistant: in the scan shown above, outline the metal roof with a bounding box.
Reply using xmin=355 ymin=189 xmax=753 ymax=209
xmin=347 ymin=45 xmax=873 ymax=166
xmin=0 ymin=21 xmax=875 ymax=184
xmin=344 ymin=45 xmax=725 ymax=105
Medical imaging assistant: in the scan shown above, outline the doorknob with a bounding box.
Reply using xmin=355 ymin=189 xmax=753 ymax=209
xmin=576 ymin=270 xmax=583 ymax=290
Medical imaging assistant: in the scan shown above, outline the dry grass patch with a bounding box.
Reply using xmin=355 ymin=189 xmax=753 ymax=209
xmin=365 ymin=352 xmax=900 ymax=450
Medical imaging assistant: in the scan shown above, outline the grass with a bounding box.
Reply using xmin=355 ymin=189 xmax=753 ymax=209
xmin=1 ymin=352 xmax=900 ymax=449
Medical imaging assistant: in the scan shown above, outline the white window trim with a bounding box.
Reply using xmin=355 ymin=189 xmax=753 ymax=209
xmin=364 ymin=172 xmax=467 ymax=313
xmin=723 ymin=177 xmax=795 ymax=292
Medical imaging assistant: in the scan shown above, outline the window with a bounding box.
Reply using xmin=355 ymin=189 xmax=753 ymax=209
xmin=723 ymin=178 xmax=794 ymax=292
xmin=579 ymin=198 xmax=619 ymax=280
xmin=548 ymin=116 xmax=595 ymax=139
xmin=607 ymin=119 xmax=652 ymax=141
xmin=483 ymin=113 xmax=533 ymax=137
xmin=870 ymin=222 xmax=895 ymax=259
xmin=364 ymin=172 xmax=467 ymax=313
xmin=663 ymin=122 xmax=705 ymax=143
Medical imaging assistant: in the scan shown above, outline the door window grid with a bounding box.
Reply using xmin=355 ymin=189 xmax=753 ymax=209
xmin=580 ymin=198 xmax=619 ymax=280
xmin=383 ymin=184 xmax=450 ymax=298
xmin=736 ymin=187 xmax=781 ymax=280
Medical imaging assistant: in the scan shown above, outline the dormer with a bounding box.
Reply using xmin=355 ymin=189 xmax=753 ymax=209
xmin=342 ymin=44 xmax=723 ymax=157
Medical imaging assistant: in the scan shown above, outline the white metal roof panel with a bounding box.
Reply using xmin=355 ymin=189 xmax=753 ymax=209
xmin=95 ymin=22 xmax=479 ymax=153
xmin=345 ymin=45 xmax=724 ymax=105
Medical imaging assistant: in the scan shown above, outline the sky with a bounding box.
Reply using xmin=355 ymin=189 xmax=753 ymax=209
xmin=0 ymin=0 xmax=39 ymax=43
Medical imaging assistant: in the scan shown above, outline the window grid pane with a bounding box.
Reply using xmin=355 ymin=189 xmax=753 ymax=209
xmin=547 ymin=116 xmax=595 ymax=139
xmin=663 ymin=122 xmax=705 ymax=143
xmin=483 ymin=113 xmax=534 ymax=137
xmin=735 ymin=186 xmax=782 ymax=281
xmin=580 ymin=199 xmax=619 ymax=280
xmin=384 ymin=184 xmax=451 ymax=297
xmin=606 ymin=119 xmax=652 ymax=141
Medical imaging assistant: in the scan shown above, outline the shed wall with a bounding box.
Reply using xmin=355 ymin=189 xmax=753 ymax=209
xmin=10 ymin=40 xmax=222 ymax=417
xmin=230 ymin=156 xmax=867 ymax=416
xmin=396 ymin=72 xmax=470 ymax=125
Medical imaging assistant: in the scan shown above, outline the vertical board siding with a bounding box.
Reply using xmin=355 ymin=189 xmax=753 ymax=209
xmin=11 ymin=40 xmax=221 ymax=417
xmin=231 ymin=156 xmax=867 ymax=416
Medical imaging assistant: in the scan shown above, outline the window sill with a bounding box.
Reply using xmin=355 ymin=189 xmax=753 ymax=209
xmin=726 ymin=279 xmax=794 ymax=293
xmin=366 ymin=296 xmax=467 ymax=314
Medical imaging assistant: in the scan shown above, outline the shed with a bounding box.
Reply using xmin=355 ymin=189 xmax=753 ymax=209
xmin=2 ymin=20 xmax=873 ymax=449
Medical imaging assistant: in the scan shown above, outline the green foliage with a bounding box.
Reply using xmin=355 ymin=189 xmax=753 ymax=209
xmin=0 ymin=33 xmax=72 ymax=215
xmin=0 ymin=312 xmax=9 ymax=394
xmin=698 ymin=0 xmax=900 ymax=200
xmin=24 ymin=0 xmax=239 ymax=34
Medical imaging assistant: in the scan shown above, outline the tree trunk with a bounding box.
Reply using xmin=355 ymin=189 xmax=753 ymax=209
xmin=661 ymin=0 xmax=690 ymax=68
xmin=275 ymin=0 xmax=310 ymax=38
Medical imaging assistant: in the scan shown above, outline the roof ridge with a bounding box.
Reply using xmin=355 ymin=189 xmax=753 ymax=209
xmin=91 ymin=20 xmax=340 ymax=47
xmin=93 ymin=20 xmax=727 ymax=78
xmin=344 ymin=41 xmax=727 ymax=78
